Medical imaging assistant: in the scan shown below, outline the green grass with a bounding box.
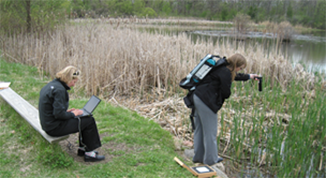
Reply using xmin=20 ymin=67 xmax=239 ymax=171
xmin=0 ymin=59 xmax=190 ymax=178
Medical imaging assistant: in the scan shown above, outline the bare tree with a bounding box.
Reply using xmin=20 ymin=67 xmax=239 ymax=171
xmin=25 ymin=0 xmax=31 ymax=33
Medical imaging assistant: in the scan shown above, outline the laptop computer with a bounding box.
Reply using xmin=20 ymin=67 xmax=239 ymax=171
xmin=75 ymin=95 xmax=101 ymax=118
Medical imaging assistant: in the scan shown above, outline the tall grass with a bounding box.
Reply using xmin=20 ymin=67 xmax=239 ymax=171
xmin=220 ymin=75 xmax=325 ymax=177
xmin=1 ymin=18 xmax=324 ymax=177
xmin=1 ymin=19 xmax=315 ymax=97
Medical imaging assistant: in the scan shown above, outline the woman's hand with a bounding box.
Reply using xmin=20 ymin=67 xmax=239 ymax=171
xmin=68 ymin=108 xmax=83 ymax=116
xmin=72 ymin=109 xmax=83 ymax=116
xmin=67 ymin=108 xmax=75 ymax=112
xmin=249 ymin=74 xmax=260 ymax=80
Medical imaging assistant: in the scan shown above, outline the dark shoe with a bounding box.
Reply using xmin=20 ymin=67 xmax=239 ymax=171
xmin=77 ymin=149 xmax=98 ymax=156
xmin=217 ymin=157 xmax=223 ymax=163
xmin=84 ymin=154 xmax=105 ymax=162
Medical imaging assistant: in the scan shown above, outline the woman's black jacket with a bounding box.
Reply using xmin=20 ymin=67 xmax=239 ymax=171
xmin=38 ymin=78 xmax=75 ymax=132
xmin=193 ymin=64 xmax=250 ymax=113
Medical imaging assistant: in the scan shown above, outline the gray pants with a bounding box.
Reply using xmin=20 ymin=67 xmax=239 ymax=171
xmin=192 ymin=94 xmax=218 ymax=166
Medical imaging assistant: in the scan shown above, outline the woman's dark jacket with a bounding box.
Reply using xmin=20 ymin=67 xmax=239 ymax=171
xmin=39 ymin=78 xmax=75 ymax=132
xmin=194 ymin=62 xmax=250 ymax=113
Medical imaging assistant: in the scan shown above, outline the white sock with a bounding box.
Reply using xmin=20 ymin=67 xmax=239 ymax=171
xmin=85 ymin=151 xmax=96 ymax=157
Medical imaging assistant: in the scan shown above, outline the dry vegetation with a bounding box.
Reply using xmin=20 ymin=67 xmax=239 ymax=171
xmin=73 ymin=17 xmax=233 ymax=32
xmin=1 ymin=18 xmax=317 ymax=143
xmin=263 ymin=21 xmax=296 ymax=42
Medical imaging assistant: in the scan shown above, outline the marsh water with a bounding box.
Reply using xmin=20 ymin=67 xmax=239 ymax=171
xmin=190 ymin=30 xmax=326 ymax=72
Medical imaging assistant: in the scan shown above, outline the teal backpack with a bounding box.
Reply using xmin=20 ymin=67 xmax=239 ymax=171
xmin=179 ymin=54 xmax=226 ymax=91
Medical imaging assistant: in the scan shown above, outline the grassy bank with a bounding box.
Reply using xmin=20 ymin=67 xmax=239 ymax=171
xmin=0 ymin=59 xmax=190 ymax=178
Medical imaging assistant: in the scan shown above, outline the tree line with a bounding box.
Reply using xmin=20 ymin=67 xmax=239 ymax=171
xmin=0 ymin=0 xmax=325 ymax=35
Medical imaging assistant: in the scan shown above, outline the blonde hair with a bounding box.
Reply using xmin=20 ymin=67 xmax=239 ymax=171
xmin=226 ymin=53 xmax=247 ymax=81
xmin=55 ymin=66 xmax=80 ymax=84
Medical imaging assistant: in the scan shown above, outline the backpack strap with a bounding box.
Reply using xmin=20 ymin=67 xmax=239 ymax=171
xmin=213 ymin=56 xmax=228 ymax=69
xmin=190 ymin=108 xmax=195 ymax=132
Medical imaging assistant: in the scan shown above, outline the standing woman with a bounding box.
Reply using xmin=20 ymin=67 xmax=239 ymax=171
xmin=39 ymin=66 xmax=105 ymax=162
xmin=192 ymin=53 xmax=258 ymax=168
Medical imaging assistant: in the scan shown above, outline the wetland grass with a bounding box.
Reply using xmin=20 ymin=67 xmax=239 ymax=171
xmin=223 ymin=76 xmax=325 ymax=177
xmin=1 ymin=19 xmax=324 ymax=177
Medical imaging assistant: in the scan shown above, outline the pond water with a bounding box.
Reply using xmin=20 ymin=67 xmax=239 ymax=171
xmin=190 ymin=30 xmax=326 ymax=72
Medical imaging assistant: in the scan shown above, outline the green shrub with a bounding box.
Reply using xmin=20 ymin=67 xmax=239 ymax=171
xmin=137 ymin=7 xmax=157 ymax=18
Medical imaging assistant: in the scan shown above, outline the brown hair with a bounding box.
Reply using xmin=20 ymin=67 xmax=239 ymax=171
xmin=226 ymin=53 xmax=247 ymax=81
xmin=55 ymin=66 xmax=80 ymax=84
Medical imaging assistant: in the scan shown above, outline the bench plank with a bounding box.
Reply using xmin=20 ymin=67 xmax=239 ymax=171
xmin=0 ymin=87 xmax=68 ymax=143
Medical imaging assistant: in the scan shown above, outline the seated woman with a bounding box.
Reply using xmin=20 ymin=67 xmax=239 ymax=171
xmin=38 ymin=66 xmax=105 ymax=162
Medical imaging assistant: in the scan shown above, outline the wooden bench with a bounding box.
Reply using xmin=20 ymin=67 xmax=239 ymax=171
xmin=0 ymin=87 xmax=69 ymax=143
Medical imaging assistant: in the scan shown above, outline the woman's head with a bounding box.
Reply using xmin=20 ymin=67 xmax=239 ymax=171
xmin=226 ymin=53 xmax=247 ymax=81
xmin=55 ymin=66 xmax=80 ymax=87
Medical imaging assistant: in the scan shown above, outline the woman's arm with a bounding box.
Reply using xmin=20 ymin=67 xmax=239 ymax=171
xmin=217 ymin=67 xmax=232 ymax=99
xmin=235 ymin=73 xmax=259 ymax=81
xmin=52 ymin=89 xmax=75 ymax=119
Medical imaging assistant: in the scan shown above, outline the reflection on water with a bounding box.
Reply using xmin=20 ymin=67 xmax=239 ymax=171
xmin=282 ymin=40 xmax=326 ymax=72
xmin=190 ymin=31 xmax=326 ymax=72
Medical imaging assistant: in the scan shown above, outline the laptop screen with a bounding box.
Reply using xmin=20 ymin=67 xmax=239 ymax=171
xmin=83 ymin=95 xmax=101 ymax=113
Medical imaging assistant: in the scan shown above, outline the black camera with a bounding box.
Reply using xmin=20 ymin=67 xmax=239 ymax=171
xmin=254 ymin=76 xmax=263 ymax=91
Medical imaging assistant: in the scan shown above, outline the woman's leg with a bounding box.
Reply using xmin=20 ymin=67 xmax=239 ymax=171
xmin=46 ymin=117 xmax=102 ymax=152
xmin=192 ymin=104 xmax=204 ymax=163
xmin=46 ymin=118 xmax=79 ymax=136
xmin=77 ymin=116 xmax=102 ymax=152
xmin=193 ymin=94 xmax=218 ymax=166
